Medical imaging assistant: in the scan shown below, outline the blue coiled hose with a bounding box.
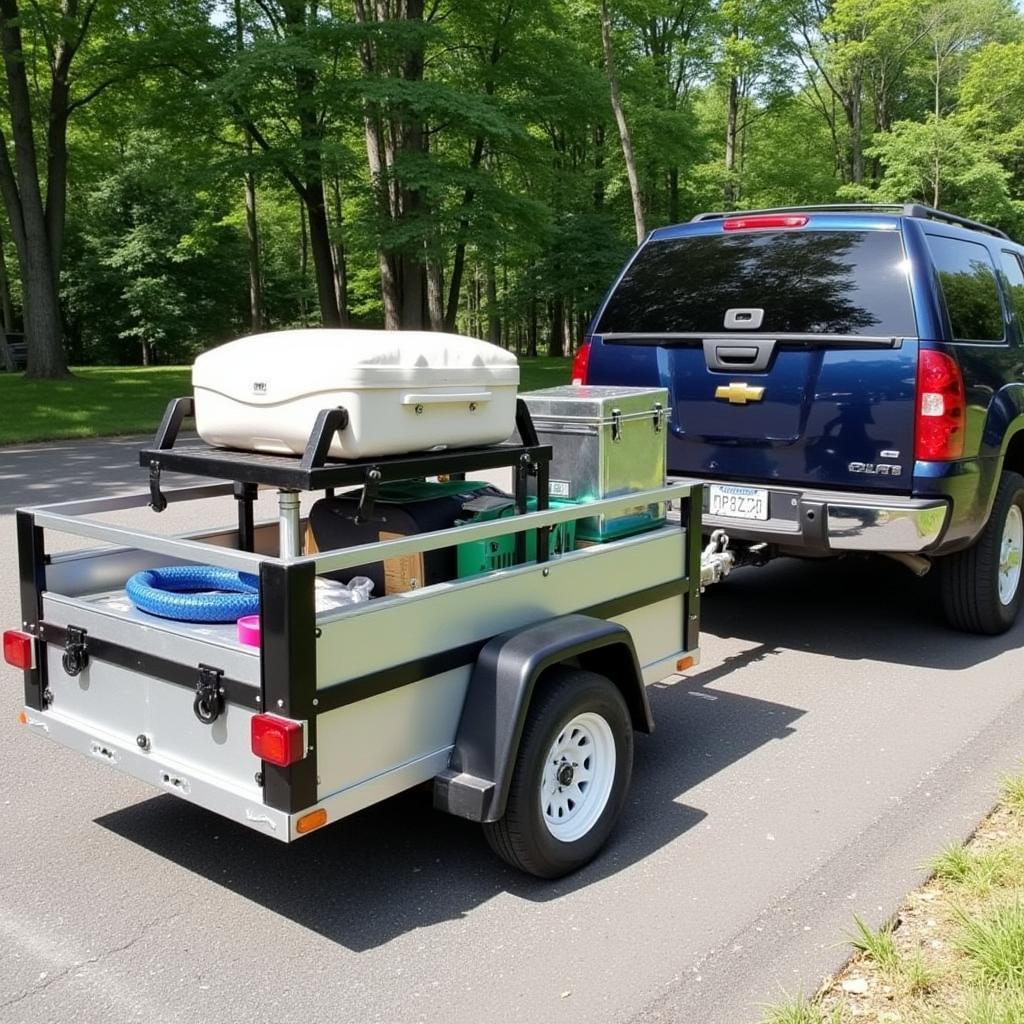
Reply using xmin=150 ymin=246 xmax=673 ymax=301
xmin=125 ymin=565 xmax=260 ymax=623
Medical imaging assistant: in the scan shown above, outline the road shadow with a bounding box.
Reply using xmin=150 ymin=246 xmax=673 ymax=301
xmin=0 ymin=433 xmax=208 ymax=515
xmin=701 ymin=554 xmax=1023 ymax=671
xmin=96 ymin=658 xmax=802 ymax=952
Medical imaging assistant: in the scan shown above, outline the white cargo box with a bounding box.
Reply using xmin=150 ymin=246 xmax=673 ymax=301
xmin=192 ymin=329 xmax=520 ymax=459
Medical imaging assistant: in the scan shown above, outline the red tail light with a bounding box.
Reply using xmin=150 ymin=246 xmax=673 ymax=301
xmin=3 ymin=630 xmax=35 ymax=671
xmin=571 ymin=342 xmax=591 ymax=384
xmin=723 ymin=214 xmax=808 ymax=231
xmin=915 ymin=349 xmax=965 ymax=461
xmin=251 ymin=714 xmax=306 ymax=767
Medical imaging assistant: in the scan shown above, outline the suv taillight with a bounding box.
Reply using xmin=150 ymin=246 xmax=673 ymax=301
xmin=915 ymin=349 xmax=965 ymax=461
xmin=571 ymin=342 xmax=591 ymax=384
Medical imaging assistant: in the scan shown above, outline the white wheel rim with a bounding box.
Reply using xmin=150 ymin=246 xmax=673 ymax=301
xmin=540 ymin=711 xmax=616 ymax=843
xmin=999 ymin=505 xmax=1023 ymax=606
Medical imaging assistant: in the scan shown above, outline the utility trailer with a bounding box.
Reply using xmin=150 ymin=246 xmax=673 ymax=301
xmin=8 ymin=399 xmax=703 ymax=877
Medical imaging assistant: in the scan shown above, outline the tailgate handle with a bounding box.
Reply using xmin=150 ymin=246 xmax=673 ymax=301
xmin=703 ymin=338 xmax=776 ymax=373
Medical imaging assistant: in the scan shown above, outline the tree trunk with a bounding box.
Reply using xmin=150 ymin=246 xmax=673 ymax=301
xmin=298 ymin=199 xmax=309 ymax=326
xmin=668 ymin=166 xmax=679 ymax=224
xmin=353 ymin=0 xmax=429 ymax=331
xmin=600 ymin=0 xmax=645 ymax=244
xmin=933 ymin=48 xmax=941 ymax=208
xmin=426 ymin=258 xmax=444 ymax=330
xmin=549 ymin=297 xmax=565 ymax=358
xmin=527 ymin=296 xmax=537 ymax=358
xmin=593 ymin=123 xmax=605 ymax=210
xmin=0 ymin=0 xmax=67 ymax=377
xmin=280 ymin=0 xmax=340 ymax=328
xmin=304 ymin=181 xmax=341 ymax=327
xmin=399 ymin=255 xmax=424 ymax=329
xmin=724 ymin=73 xmax=739 ymax=207
xmin=244 ymin=157 xmax=263 ymax=332
xmin=328 ymin=176 xmax=349 ymax=325
xmin=235 ymin=0 xmax=264 ymax=332
xmin=844 ymin=73 xmax=864 ymax=185
xmin=0 ymin=221 xmax=12 ymax=333
xmin=0 ymin=220 xmax=12 ymax=372
xmin=485 ymin=262 xmax=500 ymax=344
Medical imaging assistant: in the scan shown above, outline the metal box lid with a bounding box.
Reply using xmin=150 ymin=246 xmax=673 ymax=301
xmin=521 ymin=385 xmax=668 ymax=425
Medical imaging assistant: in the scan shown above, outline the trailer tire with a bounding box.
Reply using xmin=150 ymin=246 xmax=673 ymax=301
xmin=482 ymin=667 xmax=633 ymax=878
xmin=940 ymin=470 xmax=1024 ymax=635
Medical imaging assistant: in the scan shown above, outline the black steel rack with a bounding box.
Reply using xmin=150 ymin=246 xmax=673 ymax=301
xmin=140 ymin=396 xmax=553 ymax=560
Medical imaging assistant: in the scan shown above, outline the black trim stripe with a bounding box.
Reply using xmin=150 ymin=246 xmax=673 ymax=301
xmin=313 ymin=576 xmax=689 ymax=714
xmin=38 ymin=622 xmax=261 ymax=711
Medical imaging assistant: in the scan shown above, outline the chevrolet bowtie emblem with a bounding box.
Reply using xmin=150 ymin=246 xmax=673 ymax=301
xmin=715 ymin=382 xmax=765 ymax=405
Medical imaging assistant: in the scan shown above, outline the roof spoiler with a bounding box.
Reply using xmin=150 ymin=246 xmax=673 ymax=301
xmin=690 ymin=203 xmax=1009 ymax=240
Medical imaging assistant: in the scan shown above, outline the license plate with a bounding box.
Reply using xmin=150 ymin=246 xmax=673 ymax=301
xmin=708 ymin=484 xmax=769 ymax=521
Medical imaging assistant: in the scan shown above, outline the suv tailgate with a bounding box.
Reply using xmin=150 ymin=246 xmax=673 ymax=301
xmin=587 ymin=224 xmax=919 ymax=494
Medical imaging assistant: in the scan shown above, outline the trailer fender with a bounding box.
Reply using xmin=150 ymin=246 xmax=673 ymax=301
xmin=433 ymin=613 xmax=653 ymax=823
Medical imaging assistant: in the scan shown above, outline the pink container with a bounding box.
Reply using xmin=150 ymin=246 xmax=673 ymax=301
xmin=237 ymin=614 xmax=261 ymax=647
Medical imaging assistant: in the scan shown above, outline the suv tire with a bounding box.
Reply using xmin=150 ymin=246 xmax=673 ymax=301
xmin=940 ymin=470 xmax=1024 ymax=634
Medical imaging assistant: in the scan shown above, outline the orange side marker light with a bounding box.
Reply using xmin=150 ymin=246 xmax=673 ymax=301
xmin=296 ymin=809 xmax=327 ymax=835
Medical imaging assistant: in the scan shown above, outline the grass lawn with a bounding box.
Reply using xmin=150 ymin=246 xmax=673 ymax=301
xmin=0 ymin=357 xmax=572 ymax=446
xmin=762 ymin=772 xmax=1024 ymax=1024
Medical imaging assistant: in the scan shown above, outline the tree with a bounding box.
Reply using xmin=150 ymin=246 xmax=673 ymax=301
xmin=600 ymin=0 xmax=645 ymax=243
xmin=715 ymin=0 xmax=793 ymax=205
xmin=0 ymin=0 xmax=80 ymax=377
xmin=866 ymin=116 xmax=1016 ymax=222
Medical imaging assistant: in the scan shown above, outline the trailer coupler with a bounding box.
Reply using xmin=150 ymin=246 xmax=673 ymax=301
xmin=699 ymin=531 xmax=772 ymax=590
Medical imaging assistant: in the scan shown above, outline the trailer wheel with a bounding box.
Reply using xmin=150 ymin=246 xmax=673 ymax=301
xmin=941 ymin=471 xmax=1024 ymax=635
xmin=483 ymin=667 xmax=633 ymax=878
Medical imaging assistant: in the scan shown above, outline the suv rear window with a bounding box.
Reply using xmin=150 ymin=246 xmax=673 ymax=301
xmin=595 ymin=229 xmax=917 ymax=337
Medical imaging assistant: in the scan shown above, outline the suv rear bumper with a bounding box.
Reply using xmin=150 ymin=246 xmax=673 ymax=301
xmin=688 ymin=480 xmax=949 ymax=554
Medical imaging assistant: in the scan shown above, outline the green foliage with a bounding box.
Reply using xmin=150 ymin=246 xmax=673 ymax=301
xmin=2 ymin=0 xmax=1024 ymax=372
xmin=850 ymin=116 xmax=1023 ymax=231
xmin=848 ymin=914 xmax=901 ymax=973
xmin=759 ymin=991 xmax=843 ymax=1024
xmin=956 ymin=987 xmax=1024 ymax=1024
xmin=954 ymin=900 xmax=1024 ymax=990
xmin=1001 ymin=774 xmax=1024 ymax=812
xmin=0 ymin=367 xmax=191 ymax=444
xmin=63 ymin=130 xmax=246 ymax=362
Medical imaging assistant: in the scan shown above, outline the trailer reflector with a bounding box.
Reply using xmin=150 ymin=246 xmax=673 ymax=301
xmin=251 ymin=714 xmax=305 ymax=767
xmin=676 ymin=656 xmax=694 ymax=672
xmin=3 ymin=629 xmax=35 ymax=671
xmin=296 ymin=809 xmax=327 ymax=834
xmin=17 ymin=710 xmax=29 ymax=725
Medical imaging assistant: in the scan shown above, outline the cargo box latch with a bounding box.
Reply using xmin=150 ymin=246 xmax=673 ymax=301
xmin=194 ymin=664 xmax=225 ymax=725
xmin=61 ymin=625 xmax=89 ymax=677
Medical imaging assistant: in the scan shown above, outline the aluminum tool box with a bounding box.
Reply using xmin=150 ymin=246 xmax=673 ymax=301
xmin=522 ymin=385 xmax=669 ymax=541
xmin=193 ymin=329 xmax=520 ymax=460
xmin=8 ymin=396 xmax=703 ymax=878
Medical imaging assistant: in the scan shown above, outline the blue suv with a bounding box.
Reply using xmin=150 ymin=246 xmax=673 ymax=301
xmin=577 ymin=204 xmax=1024 ymax=634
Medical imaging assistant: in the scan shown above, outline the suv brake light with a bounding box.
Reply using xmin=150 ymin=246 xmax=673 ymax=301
xmin=571 ymin=342 xmax=591 ymax=384
xmin=723 ymin=214 xmax=808 ymax=231
xmin=915 ymin=349 xmax=965 ymax=461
